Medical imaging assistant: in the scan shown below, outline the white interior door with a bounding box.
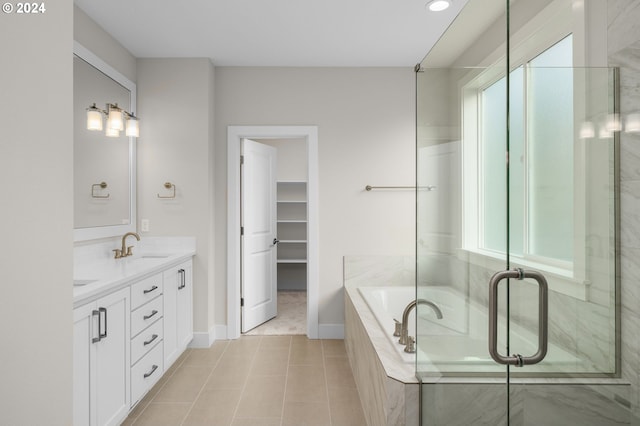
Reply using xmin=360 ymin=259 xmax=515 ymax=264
xmin=241 ymin=138 xmax=278 ymax=332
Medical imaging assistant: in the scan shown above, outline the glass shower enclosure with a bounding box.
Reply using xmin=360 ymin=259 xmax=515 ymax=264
xmin=415 ymin=0 xmax=629 ymax=424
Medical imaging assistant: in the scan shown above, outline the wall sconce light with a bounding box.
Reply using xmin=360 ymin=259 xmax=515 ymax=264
xmin=86 ymin=103 xmax=140 ymax=138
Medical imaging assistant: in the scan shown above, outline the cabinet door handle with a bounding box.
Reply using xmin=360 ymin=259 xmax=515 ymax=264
xmin=178 ymin=269 xmax=186 ymax=290
xmin=143 ymin=334 xmax=159 ymax=346
xmin=99 ymin=307 xmax=108 ymax=340
xmin=143 ymin=364 xmax=158 ymax=378
xmin=91 ymin=310 xmax=101 ymax=343
xmin=143 ymin=285 xmax=158 ymax=294
xmin=143 ymin=310 xmax=159 ymax=320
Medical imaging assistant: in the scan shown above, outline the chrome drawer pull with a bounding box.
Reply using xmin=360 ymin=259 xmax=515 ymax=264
xmin=91 ymin=310 xmax=101 ymax=343
xmin=143 ymin=364 xmax=158 ymax=378
xmin=178 ymin=269 xmax=186 ymax=290
xmin=98 ymin=307 xmax=108 ymax=339
xmin=143 ymin=310 xmax=159 ymax=320
xmin=143 ymin=334 xmax=159 ymax=346
xmin=143 ymin=285 xmax=158 ymax=294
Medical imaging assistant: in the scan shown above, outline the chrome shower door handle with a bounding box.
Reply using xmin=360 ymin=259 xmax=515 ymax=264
xmin=488 ymin=268 xmax=548 ymax=367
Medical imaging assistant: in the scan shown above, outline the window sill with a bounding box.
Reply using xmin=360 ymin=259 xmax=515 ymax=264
xmin=456 ymin=248 xmax=589 ymax=301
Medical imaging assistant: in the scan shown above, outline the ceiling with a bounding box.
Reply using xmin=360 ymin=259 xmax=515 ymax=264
xmin=74 ymin=0 xmax=469 ymax=67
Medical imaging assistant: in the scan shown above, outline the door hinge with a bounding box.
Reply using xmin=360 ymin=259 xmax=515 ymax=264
xmin=240 ymin=298 xmax=244 ymax=307
xmin=240 ymin=155 xmax=244 ymax=165
xmin=241 ymin=226 xmax=244 ymax=236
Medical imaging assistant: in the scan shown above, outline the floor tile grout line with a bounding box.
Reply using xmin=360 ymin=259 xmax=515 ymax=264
xmin=178 ymin=340 xmax=232 ymax=426
xmin=278 ymin=336 xmax=293 ymax=426
xmin=322 ymin=339 xmax=335 ymax=426
xmin=128 ymin=347 xmax=193 ymax=425
xmin=229 ymin=335 xmax=264 ymax=423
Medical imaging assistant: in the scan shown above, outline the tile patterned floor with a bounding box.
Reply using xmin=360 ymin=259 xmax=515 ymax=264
xmin=245 ymin=291 xmax=307 ymax=336
xmin=123 ymin=336 xmax=367 ymax=426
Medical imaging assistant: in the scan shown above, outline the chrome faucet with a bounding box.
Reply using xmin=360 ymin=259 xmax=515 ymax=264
xmin=398 ymin=299 xmax=443 ymax=347
xmin=113 ymin=232 xmax=140 ymax=259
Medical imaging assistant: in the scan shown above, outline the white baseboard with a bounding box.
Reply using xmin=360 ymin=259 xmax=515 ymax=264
xmin=318 ymin=324 xmax=344 ymax=339
xmin=189 ymin=324 xmax=341 ymax=344
xmin=214 ymin=324 xmax=228 ymax=340
xmin=188 ymin=324 xmax=217 ymax=348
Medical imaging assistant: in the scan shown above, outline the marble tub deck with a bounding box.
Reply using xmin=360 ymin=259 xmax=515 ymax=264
xmin=344 ymin=285 xmax=634 ymax=426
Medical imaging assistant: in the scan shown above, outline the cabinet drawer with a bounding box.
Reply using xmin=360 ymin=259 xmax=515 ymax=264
xmin=131 ymin=319 xmax=163 ymax=366
xmin=131 ymin=296 xmax=163 ymax=337
xmin=131 ymin=343 xmax=163 ymax=406
xmin=131 ymin=273 xmax=163 ymax=310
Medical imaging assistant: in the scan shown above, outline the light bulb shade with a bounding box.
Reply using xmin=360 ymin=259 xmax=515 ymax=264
xmin=428 ymin=0 xmax=451 ymax=11
xmin=599 ymin=126 xmax=613 ymax=139
xmin=125 ymin=116 xmax=139 ymax=138
xmin=86 ymin=106 xmax=103 ymax=131
xmin=107 ymin=105 xmax=124 ymax=131
xmin=626 ymin=113 xmax=640 ymax=133
xmin=579 ymin=121 xmax=595 ymax=139
xmin=605 ymin=113 xmax=622 ymax=132
xmin=105 ymin=127 xmax=120 ymax=138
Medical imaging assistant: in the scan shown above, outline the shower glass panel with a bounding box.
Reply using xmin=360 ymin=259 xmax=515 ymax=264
xmin=416 ymin=0 xmax=623 ymax=424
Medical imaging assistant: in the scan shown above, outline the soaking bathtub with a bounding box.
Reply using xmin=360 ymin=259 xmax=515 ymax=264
xmin=357 ymin=285 xmax=581 ymax=374
xmin=344 ymin=283 xmax=631 ymax=426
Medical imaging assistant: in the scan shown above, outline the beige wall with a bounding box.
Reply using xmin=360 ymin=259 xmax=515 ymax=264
xmin=214 ymin=67 xmax=416 ymax=327
xmin=137 ymin=58 xmax=216 ymax=339
xmin=257 ymin=138 xmax=308 ymax=181
xmin=74 ymin=5 xmax=137 ymax=83
xmin=0 ymin=1 xmax=74 ymax=424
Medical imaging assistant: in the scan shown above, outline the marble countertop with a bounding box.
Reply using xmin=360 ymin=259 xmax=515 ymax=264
xmin=73 ymin=237 xmax=195 ymax=307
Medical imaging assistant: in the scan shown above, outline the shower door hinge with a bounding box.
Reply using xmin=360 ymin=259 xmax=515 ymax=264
xmin=240 ymin=298 xmax=244 ymax=307
xmin=240 ymin=155 xmax=244 ymax=165
xmin=241 ymin=226 xmax=244 ymax=236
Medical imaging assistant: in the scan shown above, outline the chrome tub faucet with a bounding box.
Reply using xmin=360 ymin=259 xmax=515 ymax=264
xmin=399 ymin=299 xmax=443 ymax=352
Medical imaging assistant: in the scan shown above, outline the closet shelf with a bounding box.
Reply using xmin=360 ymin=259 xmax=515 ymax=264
xmin=276 ymin=180 xmax=308 ymax=289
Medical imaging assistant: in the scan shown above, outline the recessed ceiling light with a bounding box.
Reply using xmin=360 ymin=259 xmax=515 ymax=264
xmin=427 ymin=0 xmax=451 ymax=12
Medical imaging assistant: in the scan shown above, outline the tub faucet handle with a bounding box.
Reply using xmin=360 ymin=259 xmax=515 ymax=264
xmin=393 ymin=319 xmax=402 ymax=337
xmin=404 ymin=335 xmax=416 ymax=353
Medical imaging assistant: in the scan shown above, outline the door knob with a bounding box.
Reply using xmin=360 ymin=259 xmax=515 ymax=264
xmin=272 ymin=238 xmax=280 ymax=245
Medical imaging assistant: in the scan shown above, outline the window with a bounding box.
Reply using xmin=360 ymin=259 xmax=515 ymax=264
xmin=474 ymin=34 xmax=574 ymax=267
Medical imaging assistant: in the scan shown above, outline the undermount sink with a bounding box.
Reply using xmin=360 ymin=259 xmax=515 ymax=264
xmin=140 ymin=255 xmax=170 ymax=259
xmin=74 ymin=279 xmax=97 ymax=286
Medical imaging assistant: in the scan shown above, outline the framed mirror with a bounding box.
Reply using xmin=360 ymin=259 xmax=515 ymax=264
xmin=73 ymin=41 xmax=136 ymax=241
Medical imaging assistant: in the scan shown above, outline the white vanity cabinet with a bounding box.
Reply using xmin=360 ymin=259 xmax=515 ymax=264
xmin=73 ymin=287 xmax=130 ymax=426
xmin=129 ymin=273 xmax=165 ymax=406
xmin=73 ymin=255 xmax=194 ymax=425
xmin=163 ymin=260 xmax=193 ymax=367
